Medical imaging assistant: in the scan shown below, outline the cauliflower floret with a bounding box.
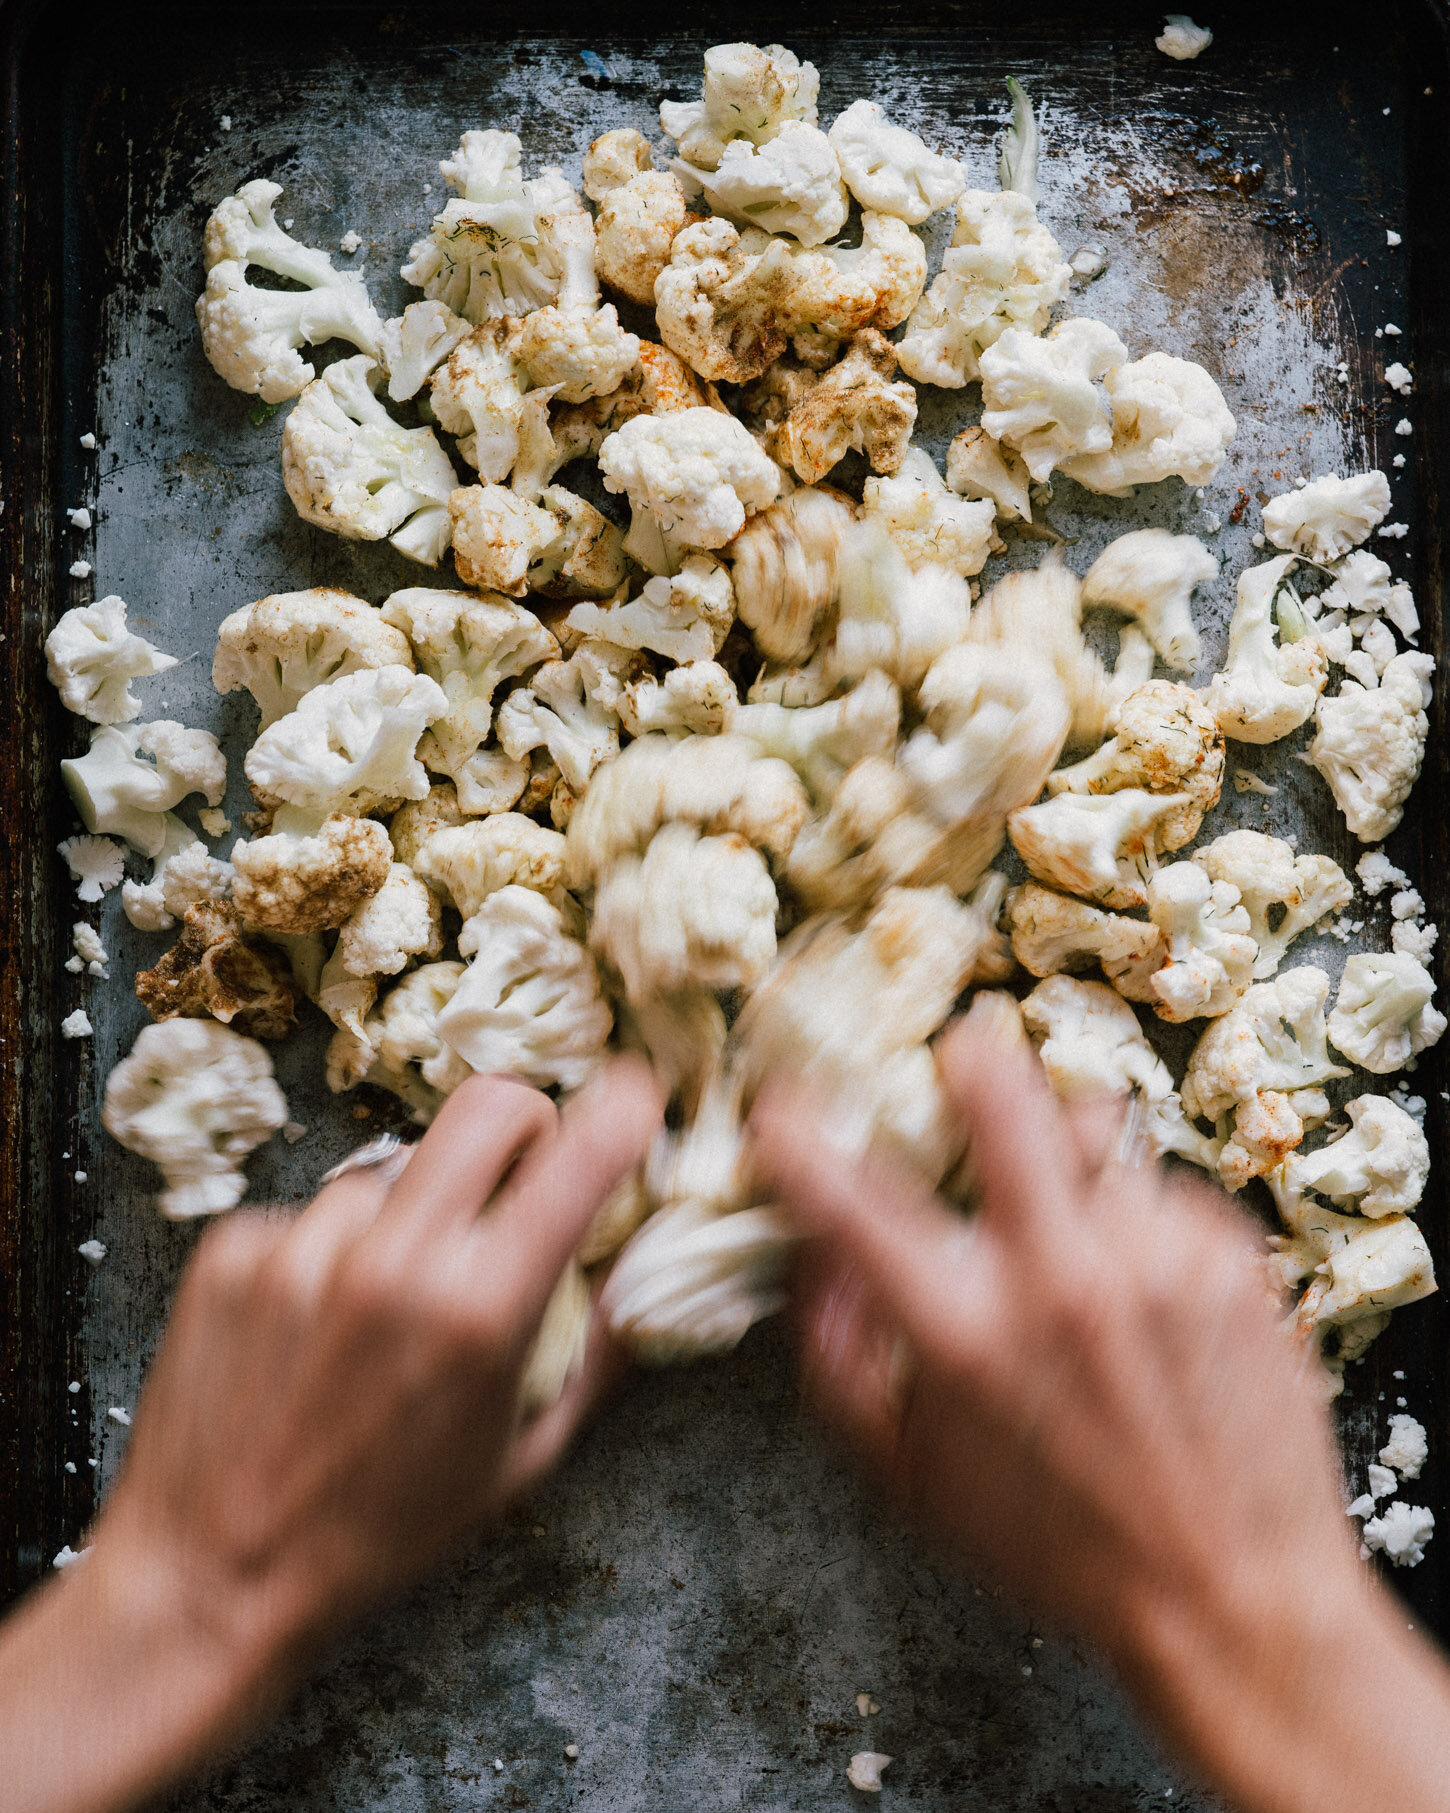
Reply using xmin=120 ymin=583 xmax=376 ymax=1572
xmin=1079 ymin=530 xmax=1217 ymax=672
xmin=101 ymin=1019 xmax=288 ymax=1218
xmin=1207 ymin=555 xmax=1329 ymax=744
xmin=827 ymin=99 xmax=965 ymax=224
xmin=1180 ymin=965 xmax=1349 ymax=1121
xmin=444 ymin=484 xmax=554 ymax=596
xmin=582 ymin=127 xmax=655 ymax=201
xmin=598 ymin=405 xmax=780 ymax=568
xmin=660 ymin=41 xmax=819 ymax=170
xmin=861 ymin=447 xmax=996 ymax=579
xmin=729 ymin=669 xmax=900 ymax=801
xmin=411 ymin=813 xmax=567 ymax=918
xmin=1306 ymin=651 xmax=1434 ymax=842
xmin=327 ymin=961 xmax=471 ymax=1120
xmin=1289 ymin=1093 xmax=1430 ymax=1219
xmin=513 ymin=303 xmax=641 ymax=404
xmin=1144 ymin=860 xmax=1256 ymax=1022
xmin=1318 ymin=547 xmax=1395 ymax=619
xmin=945 ymin=424 xmax=1034 ymax=524
xmin=45 ymin=596 xmax=177 ymax=725
xmin=389 ymin=784 xmax=466 ymax=866
xmin=1060 ymin=353 xmax=1235 ymax=495
xmin=688 ymin=120 xmax=848 ymax=246
xmin=58 ymin=834 xmax=125 ymax=902
xmin=529 ymin=487 xmax=630 ymax=599
xmin=896 ymin=188 xmax=1070 ymax=388
xmin=1047 ymin=681 xmax=1225 ymax=851
xmin=782 ymin=210 xmax=927 ymax=341
xmin=1008 ymin=788 xmax=1194 ymax=910
xmin=592 ymin=822 xmax=778 ymax=1001
xmin=979 ymin=318 xmax=1127 ymax=483
xmin=376 ymin=299 xmax=470 ymax=402
xmin=62 ymin=722 xmax=227 ymax=857
xmin=245 ymin=666 xmax=445 ymax=817
xmin=1328 ymin=952 xmax=1446 ymax=1074
xmin=620 ymin=663 xmax=737 ymax=738
xmin=212 ymin=588 xmax=414 ymax=729
xmin=772 ymin=330 xmax=917 ymax=485
xmin=726 ymin=486 xmax=855 ymax=665
xmin=596 ymin=170 xmax=692 ymax=306
xmin=1274 ymin=1191 xmax=1437 ymax=1336
xmin=1196 ymin=830 xmax=1351 ymax=979
xmin=232 ymin=809 xmax=392 ymax=933
xmin=652 ymin=218 xmax=796 ymax=384
xmin=426 ymin=321 xmax=538 ymax=482
xmin=494 ymin=651 xmax=622 ymax=793
xmin=435 ymin=886 xmax=611 ymax=1089
xmin=195 ymin=178 xmax=383 ymax=402
xmin=831 ymin=519 xmax=972 ymax=688
xmin=1020 ymin=975 xmax=1171 ymax=1107
xmin=122 ymin=831 xmax=234 ymax=934
xmin=281 ymin=356 xmax=460 ymax=565
xmin=135 ymin=901 xmax=298 ymax=1041
xmin=565 ymin=555 xmax=734 ymax=663
xmin=336 ymin=863 xmax=443 ymax=978
xmin=1262 ymin=471 xmax=1391 ymax=563
xmin=1006 ymin=882 xmax=1164 ymax=1000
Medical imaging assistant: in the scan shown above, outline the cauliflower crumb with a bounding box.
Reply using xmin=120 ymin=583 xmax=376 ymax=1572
xmin=198 ymin=807 xmax=231 ymax=838
xmin=847 ymin=1752 xmax=893 ymax=1792
xmin=282 ymin=1121 xmax=308 ymax=1144
xmin=1395 ymin=418 xmax=1413 ymax=436
xmin=339 ymin=229 xmax=363 ymax=254
xmin=1387 ymin=229 xmax=1402 ymax=246
xmin=1362 ymin=1500 xmax=1434 ymax=1567
xmin=78 ymin=1239 xmax=107 ymax=1265
xmin=1384 ymin=361 xmax=1413 ymax=395
xmin=79 ymin=432 xmax=97 ymax=450
xmin=67 ymin=506 xmax=92 ymax=529
xmin=52 ymin=1545 xmax=89 ymax=1570
xmin=70 ymin=560 xmax=93 ymax=578
xmin=856 ymin=1693 xmax=881 ymax=1718
xmin=107 ymin=1406 xmax=132 ymax=1427
xmin=58 ymin=835 xmax=125 ymax=902
xmin=1381 ymin=1413 xmax=1429 ymax=1478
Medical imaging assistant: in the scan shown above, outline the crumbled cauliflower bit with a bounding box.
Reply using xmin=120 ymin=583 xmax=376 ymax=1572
xmin=1262 ymin=471 xmax=1391 ymax=562
xmin=1180 ymin=966 xmax=1349 ymax=1122
xmin=1328 ymin=952 xmax=1446 ymax=1074
xmin=582 ymin=127 xmax=655 ymax=202
xmin=212 ymin=587 xmax=415 ymax=729
xmin=1062 ymin=352 xmax=1235 ymax=495
xmin=231 ymin=809 xmax=392 ymax=933
xmin=1307 ymin=650 xmax=1433 ymax=841
xmin=195 ymin=178 xmax=384 ymax=402
xmin=945 ymin=424 xmax=1033 ymax=522
xmin=772 ymin=330 xmax=916 ymax=485
xmin=847 ymin=1753 xmax=893 ymax=1794
xmin=514 ymin=303 xmax=641 ymax=405
xmin=1079 ymin=530 xmax=1216 ymax=671
xmin=495 ymin=651 xmax=623 ymax=793
xmin=1207 ymin=556 xmax=1328 ymax=744
xmin=566 ymin=555 xmax=733 ymax=662
xmin=828 ymin=98 xmax=965 ymax=224
xmin=1365 ymin=1463 xmax=1398 ymax=1502
xmin=45 ymin=595 xmax=178 ymax=725
xmin=101 ymin=1019 xmax=288 ymax=1218
xmin=1390 ymin=886 xmax=1426 ymax=922
xmin=122 ymin=830 xmax=235 ymax=934
xmin=136 ymin=901 xmax=299 ymax=1041
xmin=726 ymin=486 xmax=855 ymax=664
xmin=688 ymin=120 xmax=849 ymax=247
xmin=1381 ymin=1413 xmax=1429 ymax=1478
xmin=1007 ymin=882 xmax=1163 ymax=1000
xmin=61 ymin=1008 xmax=93 ymax=1040
xmin=595 ymin=170 xmax=691 ymax=306
xmin=979 ymin=318 xmax=1127 ymax=483
xmin=1233 ymin=770 xmax=1277 ymax=796
xmin=1290 ymin=1093 xmax=1430 ymax=1219
xmin=1197 ymin=830 xmax=1350 ymax=979
xmin=58 ymin=834 xmax=126 ymax=902
xmin=860 ymin=445 xmax=994 ymax=578
xmin=1385 ymin=582 xmax=1420 ymax=642
xmin=1392 ymin=919 xmax=1438 ymax=963
xmin=1319 ymin=548 xmax=1393 ymax=620
xmin=281 ymin=356 xmax=460 ymax=565
xmin=412 ymin=813 xmax=567 ymax=918
xmin=1156 ymin=14 xmax=1213 ymax=57
xmin=1048 ymin=681 xmax=1224 ymax=851
xmin=79 ymin=432 xmax=97 ymax=450
xmin=1384 ymin=361 xmax=1413 ymax=395
xmin=1145 ymin=861 xmax=1256 ymax=1022
xmin=598 ymin=406 xmax=780 ymax=565
xmin=1363 ymin=1500 xmax=1435 ymax=1567
xmin=62 ymin=722 xmax=227 ymax=857
xmin=659 ymin=41 xmax=820 ymax=172
xmin=337 ymin=863 xmax=443 ymax=978
xmin=72 ymin=922 xmax=109 ymax=977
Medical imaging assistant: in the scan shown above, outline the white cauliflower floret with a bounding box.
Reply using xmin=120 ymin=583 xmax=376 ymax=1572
xmin=1328 ymin=952 xmax=1446 ymax=1074
xmin=1196 ymin=830 xmax=1351 ymax=978
xmin=595 ymin=171 xmax=692 ymax=306
xmin=831 ymin=519 xmax=972 ymax=688
xmin=1047 ymin=681 xmax=1224 ymax=851
xmin=1289 ymin=1093 xmax=1430 ymax=1219
xmin=1079 ymin=530 xmax=1216 ymax=672
xmin=245 ymin=666 xmax=446 ymax=816
xmin=45 ymin=596 xmax=177 ymax=725
xmin=598 ymin=406 xmax=780 ymax=569
xmin=1306 ymin=650 xmax=1434 ymax=841
xmin=232 ymin=810 xmax=392 ymax=933
xmin=513 ymin=303 xmax=641 ymax=404
xmin=945 ymin=425 xmax=1033 ymax=523
xmin=376 ymin=299 xmax=470 ymax=402
xmin=860 ymin=446 xmax=995 ymax=578
xmin=592 ymin=823 xmax=778 ymax=1001
xmin=1262 ymin=471 xmax=1391 ymax=563
xmin=62 ymin=722 xmax=227 ymax=857
xmin=101 ymin=1020 xmax=287 ymax=1219
xmin=771 ymin=330 xmax=917 ymax=485
xmin=621 ymin=663 xmax=738 ymax=738
xmin=1060 ymin=353 xmax=1235 ymax=495
xmin=660 ymin=41 xmax=819 ymax=171
xmin=896 ymin=189 xmax=1070 ymax=388
xmin=379 ymin=588 xmax=557 ymax=811
xmin=327 ymin=961 xmax=471 ymax=1120
xmin=426 ymin=321 xmax=539 ymax=482
xmin=827 ymin=99 xmax=965 ymax=224
xmin=1008 ymin=788 xmax=1192 ymax=910
xmin=281 ymin=356 xmax=460 ymax=565
xmin=1207 ymin=556 xmax=1329 ymax=743
xmin=582 ymin=127 xmax=655 ymax=201
xmin=1180 ymin=965 xmax=1349 ymax=1121
xmin=1362 ymin=1501 xmax=1436 ymax=1569
xmin=212 ymin=588 xmax=414 ymax=729
xmin=726 ymin=486 xmax=854 ymax=665
xmin=337 ymin=863 xmax=443 ymax=978
xmin=435 ymin=886 xmax=611 ymax=1089
xmin=1006 ymin=883 xmax=1164 ymax=1000
xmin=1319 ymin=548 xmax=1394 ymax=619
xmin=411 ymin=813 xmax=566 ymax=918
xmin=565 ymin=555 xmax=733 ymax=663
xmin=1145 ymin=861 xmax=1256 ymax=1022
xmin=196 ymin=178 xmax=384 ymax=403
xmin=122 ymin=830 xmax=234 ymax=933
xmin=689 ymin=121 xmax=847 ymax=246
xmin=494 ymin=652 xmax=621 ymax=793
xmin=1020 ymin=975 xmax=1174 ymax=1103
xmin=978 ymin=318 xmax=1127 ymax=483
xmin=729 ymin=669 xmax=899 ymax=800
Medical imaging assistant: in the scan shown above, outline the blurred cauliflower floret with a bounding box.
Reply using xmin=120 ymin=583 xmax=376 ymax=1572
xmin=63 ymin=721 xmax=227 ymax=857
xmin=827 ymin=99 xmax=965 ymax=224
xmin=1328 ymin=952 xmax=1446 ymax=1074
xmin=1261 ymin=470 xmax=1391 ymax=563
xmin=1009 ymin=788 xmax=1193 ymax=911
xmin=1059 ymin=352 xmax=1235 ymax=495
xmin=1206 ymin=556 xmax=1329 ymax=744
xmin=1020 ymin=974 xmax=1169 ymax=1101
xmin=945 ymin=424 xmax=1033 ymax=523
xmin=45 ymin=596 xmax=177 ymax=725
xmin=196 ymin=178 xmax=384 ymax=403
xmin=1195 ymin=830 xmax=1350 ymax=978
xmin=1047 ymin=681 xmax=1225 ymax=851
xmin=979 ymin=318 xmax=1126 ymax=482
xmin=232 ymin=810 xmax=393 ymax=933
xmin=1006 ymin=882 xmax=1163 ymax=1000
xmin=598 ymin=405 xmax=780 ymax=570
xmin=771 ymin=329 xmax=917 ymax=485
xmin=212 ymin=588 xmax=415 ymax=729
xmin=377 ymin=299 xmax=470 ymax=403
xmin=327 ymin=960 xmax=470 ymax=1120
xmin=336 ymin=863 xmax=443 ymax=979
xmin=412 ymin=813 xmax=567 ymax=918
xmin=566 ymin=555 xmax=734 ymax=663
xmin=831 ymin=519 xmax=971 ymax=688
xmin=861 ymin=446 xmax=996 ymax=579
xmin=686 ymin=120 xmax=849 ymax=247
xmin=726 ymin=486 xmax=855 ymax=665
xmin=1143 ymin=860 xmax=1255 ymax=1023
xmin=784 ymin=755 xmax=944 ymax=911
xmin=729 ymin=668 xmax=900 ymax=800
xmin=1079 ymin=529 xmax=1216 ymax=672
xmin=659 ymin=41 xmax=820 ymax=170
xmin=1306 ymin=651 xmax=1433 ymax=841
xmin=135 ymin=900 xmax=298 ymax=1041
xmin=245 ymin=666 xmax=445 ymax=817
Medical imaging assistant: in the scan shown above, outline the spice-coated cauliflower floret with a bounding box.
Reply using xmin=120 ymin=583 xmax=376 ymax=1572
xmin=1006 ymin=883 xmax=1163 ymax=1000
xmin=582 ymin=127 xmax=655 ymax=201
xmin=282 ymin=356 xmax=460 ymax=566
xmin=388 ymin=784 xmax=466 ymax=866
xmin=122 ymin=831 xmax=234 ymax=934
xmin=544 ymin=340 xmax=720 ymax=480
xmin=1215 ymin=1089 xmax=1320 ymax=1193
xmin=726 ymin=486 xmax=855 ymax=665
xmin=860 ymin=447 xmax=996 ymax=579
xmin=897 ymin=188 xmax=1070 ymax=388
xmin=660 ymin=42 xmax=820 ymax=170
xmin=1048 ymin=681 xmax=1224 ymax=851
xmin=771 ymin=330 xmax=916 ymax=485
xmin=979 ymin=318 xmax=1127 ymax=483
xmin=445 ymin=484 xmax=553 ymax=596
xmin=591 ymin=822 xmax=778 ymax=1001
xmin=689 ymin=121 xmax=848 ymax=247
xmin=1180 ymin=965 xmax=1349 ymax=1122
xmin=945 ymin=424 xmax=1033 ymax=523
xmin=1306 ymin=650 xmax=1433 ymax=842
xmin=620 ymin=663 xmax=738 ymax=738
xmin=232 ymin=810 xmax=392 ymax=933
xmin=1328 ymin=952 xmax=1446 ymax=1074
xmin=1060 ymin=352 xmax=1235 ymax=495
xmin=598 ymin=405 xmax=780 ymax=568
xmin=1144 ymin=860 xmax=1256 ymax=1023
xmin=135 ymin=901 xmax=298 ymax=1041
xmin=595 ymin=171 xmax=693 ymax=307
xmin=336 ymin=863 xmax=443 ymax=978
xmin=652 ymin=219 xmax=795 ymax=384
xmin=528 ymin=487 xmax=630 ymax=601
xmin=412 ymin=813 xmax=567 ymax=918
xmin=1195 ymin=829 xmax=1351 ymax=978
xmin=435 ymin=886 xmax=611 ymax=1089
xmin=831 ymin=519 xmax=972 ymax=688
xmin=62 ymin=722 xmax=227 ymax=858
xmin=1289 ymin=1093 xmax=1430 ymax=1219
xmin=781 ymin=211 xmax=927 ymax=340
xmin=1008 ymin=788 xmax=1193 ymax=911
xmin=426 ymin=321 xmax=538 ymax=482
xmin=1261 ymin=471 xmax=1391 ymax=563
xmin=729 ymin=668 xmax=900 ymax=801
xmin=45 ymin=596 xmax=177 ymax=725
xmin=245 ymin=666 xmax=445 ymax=817
xmin=513 ymin=303 xmax=641 ymax=404
xmin=377 ymin=299 xmax=471 ymax=403
xmin=827 ymin=99 xmax=965 ymax=224
xmin=565 ymin=555 xmax=734 ymax=663
xmin=101 ymin=1019 xmax=288 ymax=1219
xmin=196 ymin=179 xmax=384 ymax=403
xmin=212 ymin=588 xmax=415 ymax=730
xmin=494 ymin=652 xmax=623 ymax=793
xmin=327 ymin=961 xmax=471 ymax=1120
xmin=1079 ymin=529 xmax=1216 ymax=672
xmin=1020 ymin=974 xmax=1173 ymax=1103
xmin=1207 ymin=556 xmax=1329 ymax=744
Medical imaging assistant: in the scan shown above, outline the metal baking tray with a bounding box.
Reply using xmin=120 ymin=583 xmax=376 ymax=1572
xmin=3 ymin=1 xmax=1447 ymax=1805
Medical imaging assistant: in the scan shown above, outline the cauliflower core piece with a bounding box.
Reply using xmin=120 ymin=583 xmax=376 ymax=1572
xmin=447 ymin=485 xmax=557 ymax=597
xmin=101 ymin=1019 xmax=288 ymax=1218
xmin=1207 ymin=556 xmax=1328 ymax=744
xmin=1262 ymin=471 xmax=1391 ymax=563
xmin=1006 ymin=883 xmax=1163 ymax=1001
xmin=598 ymin=406 xmax=780 ymax=567
xmin=45 ymin=596 xmax=177 ymax=725
xmin=1306 ymin=651 xmax=1433 ymax=841
xmin=232 ymin=811 xmax=393 ymax=933
xmin=1328 ymin=952 xmax=1446 ymax=1074
xmin=212 ymin=588 xmax=414 ymax=729
xmin=946 ymin=424 xmax=1033 ymax=523
xmin=1047 ymin=681 xmax=1225 ymax=851
xmin=660 ymin=41 xmax=820 ymax=171
xmin=377 ymin=300 xmax=471 ymax=403
xmin=136 ymin=901 xmax=298 ymax=1040
xmin=494 ymin=651 xmax=624 ymax=793
xmin=1195 ymin=829 xmax=1350 ymax=979
xmin=827 ymin=99 xmax=965 ymax=224
xmin=62 ymin=722 xmax=227 ymax=858
xmin=771 ymin=330 xmax=917 ymax=485
xmin=1079 ymin=530 xmax=1216 ymax=672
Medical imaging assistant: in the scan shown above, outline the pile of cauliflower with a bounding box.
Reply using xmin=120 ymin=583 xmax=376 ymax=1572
xmin=50 ymin=43 xmax=1440 ymax=1406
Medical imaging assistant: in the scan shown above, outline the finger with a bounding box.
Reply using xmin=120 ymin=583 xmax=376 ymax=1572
xmin=278 ymin=1170 xmax=398 ymax=1303
xmin=1061 ymin=1095 xmax=1128 ymax=1180
xmin=794 ymin=1256 xmax=910 ymax=1479
xmin=481 ymin=1056 xmax=664 ymax=1320
xmin=496 ymin=1312 xmax=628 ymax=1503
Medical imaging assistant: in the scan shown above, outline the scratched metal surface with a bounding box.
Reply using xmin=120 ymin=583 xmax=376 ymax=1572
xmin=3 ymin=2 xmax=1448 ymax=1807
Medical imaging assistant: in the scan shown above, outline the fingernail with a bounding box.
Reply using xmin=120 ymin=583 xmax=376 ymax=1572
xmin=964 ymin=990 xmax=1027 ymax=1050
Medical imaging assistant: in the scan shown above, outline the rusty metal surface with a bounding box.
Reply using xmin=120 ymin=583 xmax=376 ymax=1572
xmin=3 ymin=2 xmax=1449 ymax=1806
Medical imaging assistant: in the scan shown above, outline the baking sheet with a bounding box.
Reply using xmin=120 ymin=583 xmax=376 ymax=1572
xmin=3 ymin=2 xmax=1448 ymax=1805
